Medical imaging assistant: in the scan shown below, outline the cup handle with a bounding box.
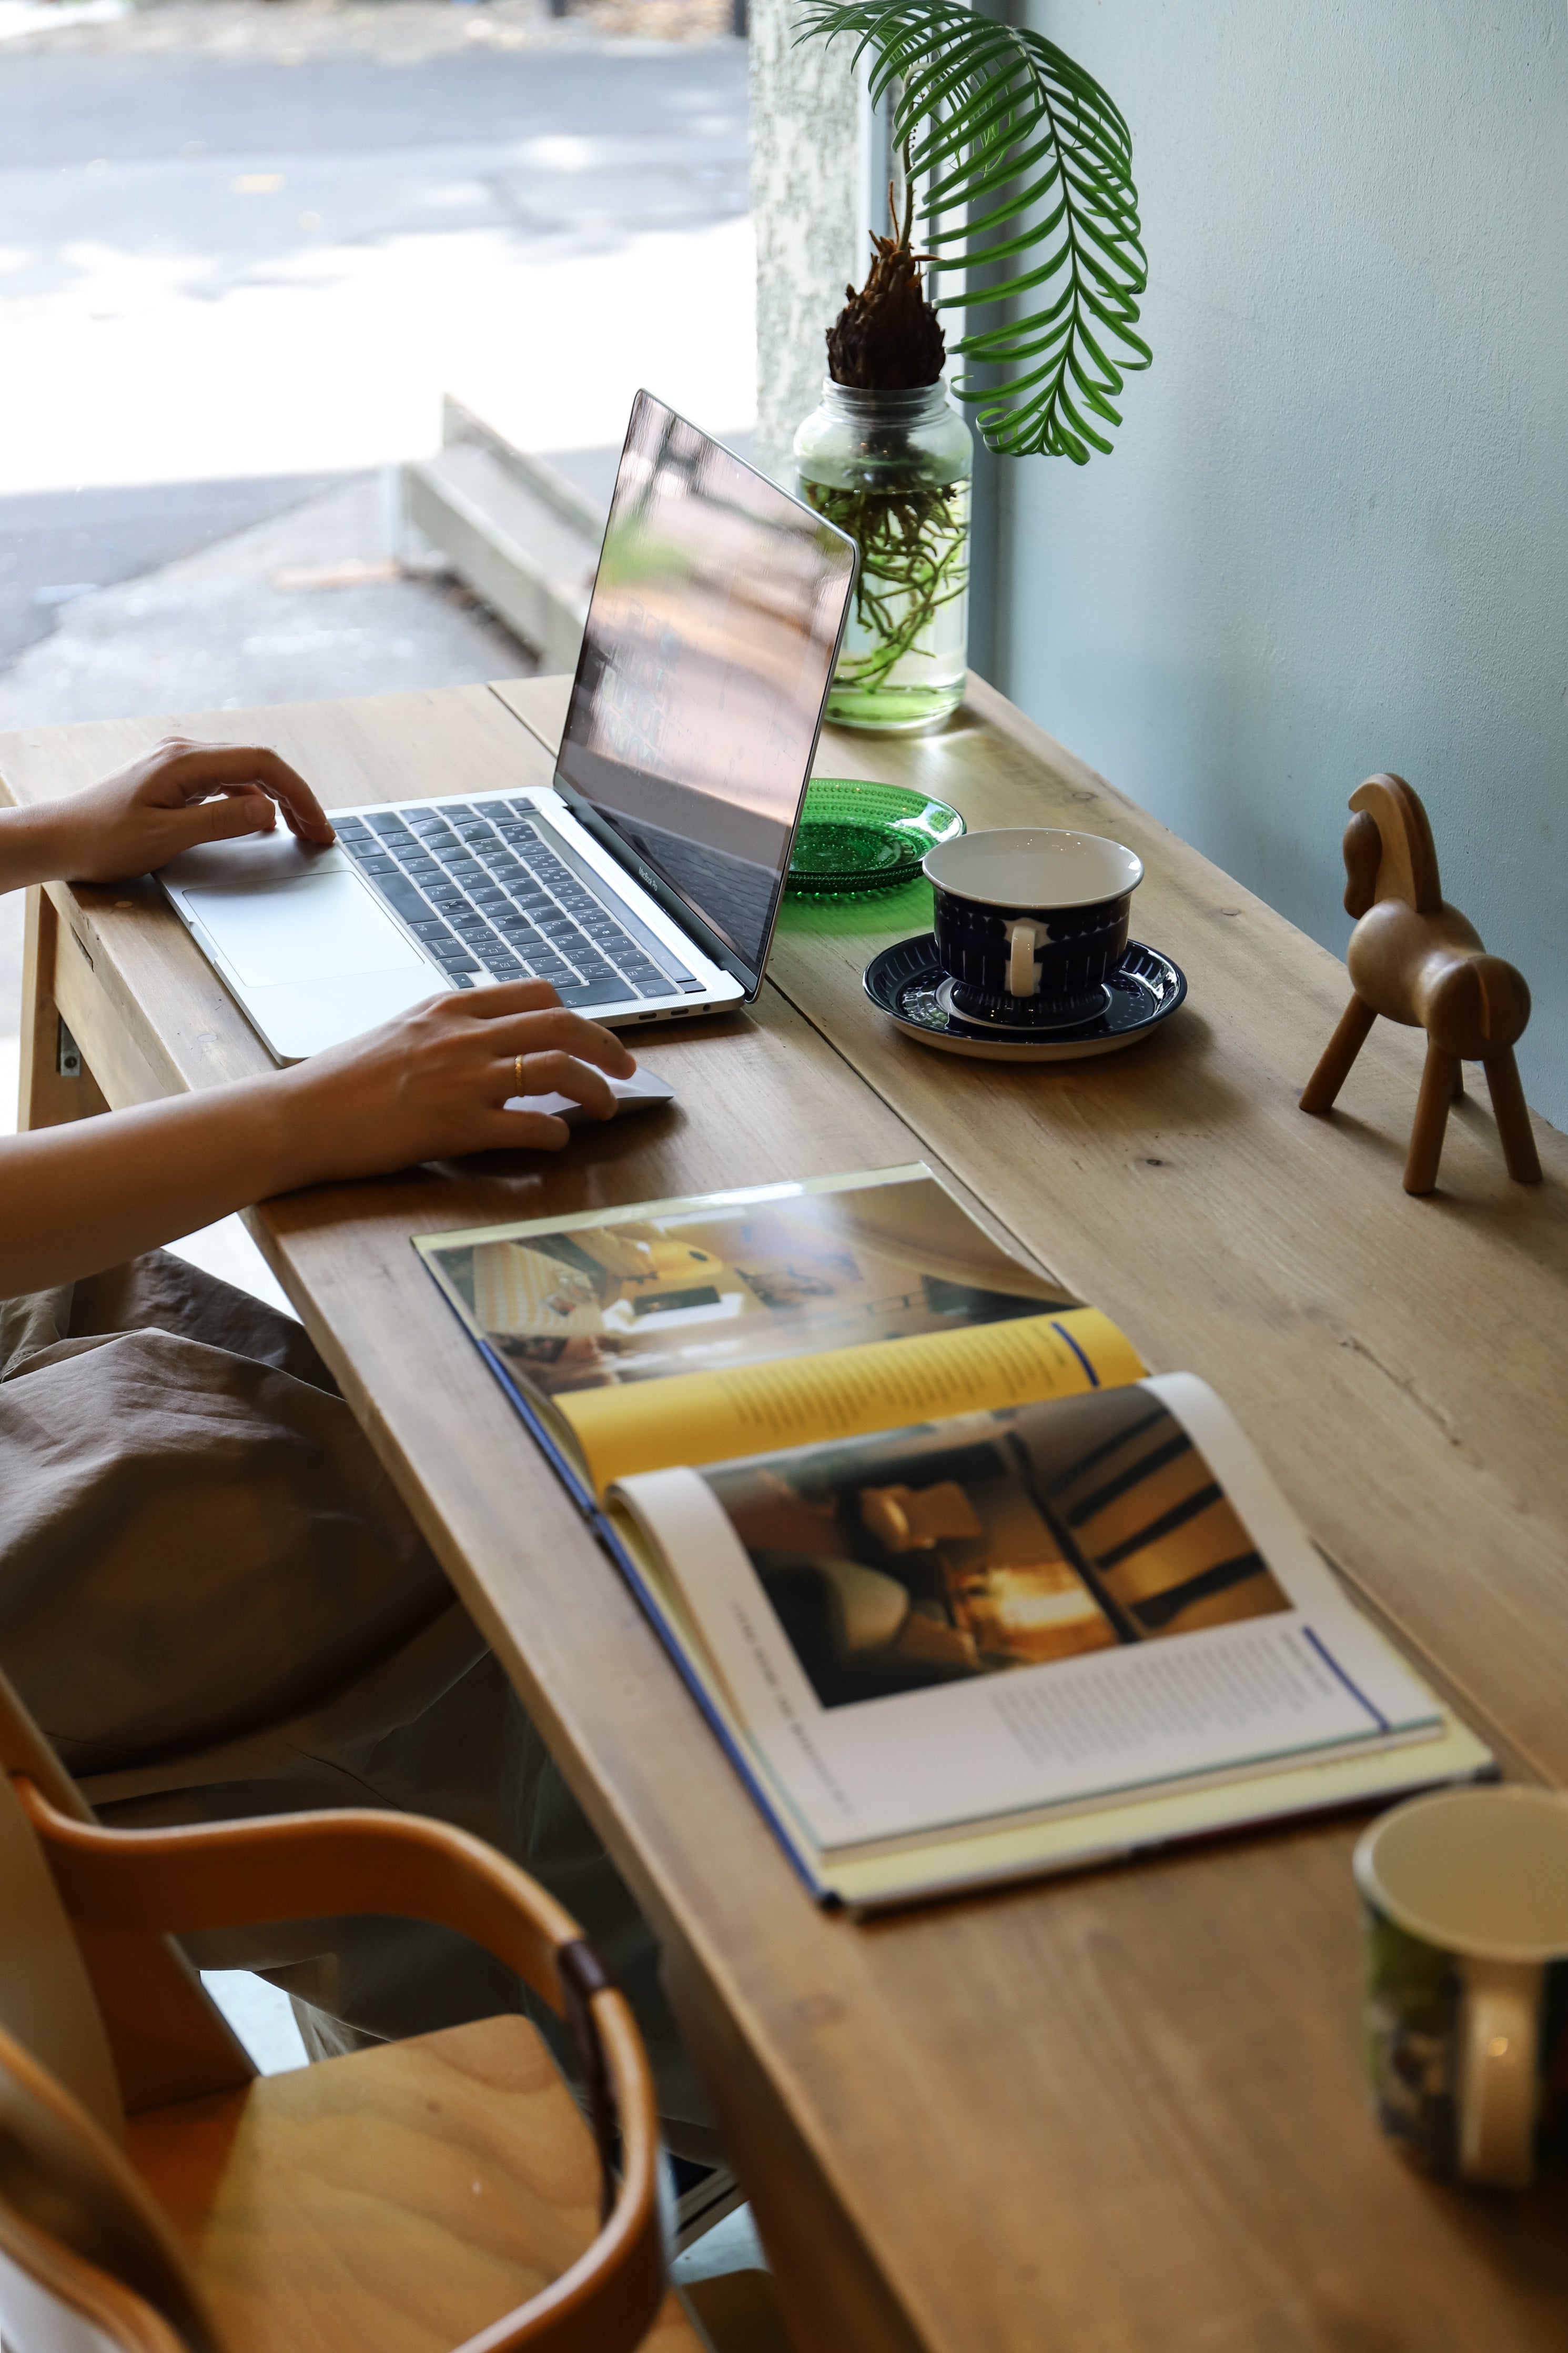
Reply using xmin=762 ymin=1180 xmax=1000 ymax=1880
xmin=1457 ymin=1956 xmax=1541 ymax=2187
xmin=1006 ymin=920 xmax=1041 ymax=998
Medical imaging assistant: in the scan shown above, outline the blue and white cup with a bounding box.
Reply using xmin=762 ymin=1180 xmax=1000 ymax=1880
xmin=1354 ymin=1786 xmax=1568 ymax=2188
xmin=923 ymin=828 xmax=1144 ymax=1028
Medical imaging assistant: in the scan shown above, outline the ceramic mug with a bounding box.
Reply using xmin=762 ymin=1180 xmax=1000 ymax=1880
xmin=922 ymin=828 xmax=1144 ymax=1028
xmin=1354 ymin=1786 xmax=1568 ymax=2187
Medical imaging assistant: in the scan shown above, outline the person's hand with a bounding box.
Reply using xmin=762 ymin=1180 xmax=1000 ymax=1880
xmin=0 ymin=981 xmax=641 ymax=1295
xmin=277 ymin=980 xmax=639 ymax=1178
xmin=29 ymin=737 xmax=336 ymax=884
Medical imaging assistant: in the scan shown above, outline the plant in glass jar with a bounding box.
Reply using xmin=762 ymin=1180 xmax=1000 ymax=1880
xmin=794 ymin=0 xmax=1150 ymax=733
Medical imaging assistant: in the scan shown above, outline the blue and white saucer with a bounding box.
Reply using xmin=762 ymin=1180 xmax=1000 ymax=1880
xmin=863 ymin=936 xmax=1187 ymax=1062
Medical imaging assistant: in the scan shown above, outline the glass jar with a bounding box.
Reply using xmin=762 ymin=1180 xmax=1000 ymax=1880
xmin=794 ymin=378 xmax=973 ymax=735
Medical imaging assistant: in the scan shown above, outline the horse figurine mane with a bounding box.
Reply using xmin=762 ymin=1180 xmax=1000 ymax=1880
xmin=1341 ymin=773 xmax=1442 ymax=917
xmin=1300 ymin=772 xmax=1540 ymax=1195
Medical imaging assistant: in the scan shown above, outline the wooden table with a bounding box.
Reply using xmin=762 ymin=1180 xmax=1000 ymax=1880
xmin=5 ymin=675 xmax=1568 ymax=2353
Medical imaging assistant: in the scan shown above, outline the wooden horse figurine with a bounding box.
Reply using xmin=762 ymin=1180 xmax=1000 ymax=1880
xmin=1300 ymin=772 xmax=1541 ymax=1195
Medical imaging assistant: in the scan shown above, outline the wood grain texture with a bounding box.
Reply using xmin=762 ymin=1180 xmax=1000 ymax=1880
xmin=491 ymin=670 xmax=1568 ymax=1781
xmin=8 ymin=679 xmax=1568 ymax=2350
xmin=12 ymin=1769 xmax=671 ymax=2353
xmin=128 ymin=2017 xmax=699 ymax=2353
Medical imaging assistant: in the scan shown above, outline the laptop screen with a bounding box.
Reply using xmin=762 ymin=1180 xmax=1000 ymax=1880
xmin=553 ymin=391 xmax=856 ymax=985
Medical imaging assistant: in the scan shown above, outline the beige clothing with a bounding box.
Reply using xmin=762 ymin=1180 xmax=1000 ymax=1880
xmin=0 ymin=1252 xmax=712 ymax=2157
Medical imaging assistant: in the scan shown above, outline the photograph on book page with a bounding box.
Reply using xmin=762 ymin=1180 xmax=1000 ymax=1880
xmin=613 ymin=1374 xmax=1444 ymax=1858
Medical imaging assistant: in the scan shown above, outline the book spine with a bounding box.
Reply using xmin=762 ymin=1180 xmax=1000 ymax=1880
xmin=416 ymin=1250 xmax=833 ymax=1902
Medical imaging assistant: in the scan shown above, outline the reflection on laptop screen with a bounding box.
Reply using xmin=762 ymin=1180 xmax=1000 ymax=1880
xmin=553 ymin=391 xmax=856 ymax=980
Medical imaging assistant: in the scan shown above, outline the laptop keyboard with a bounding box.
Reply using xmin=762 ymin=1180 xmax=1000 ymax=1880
xmin=333 ymin=798 xmax=704 ymax=1009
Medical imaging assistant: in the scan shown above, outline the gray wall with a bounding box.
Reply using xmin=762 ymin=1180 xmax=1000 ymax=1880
xmin=995 ymin=2 xmax=1568 ymax=1125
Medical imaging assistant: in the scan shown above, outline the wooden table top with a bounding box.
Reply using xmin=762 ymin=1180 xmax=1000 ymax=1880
xmin=5 ymin=676 xmax=1567 ymax=2353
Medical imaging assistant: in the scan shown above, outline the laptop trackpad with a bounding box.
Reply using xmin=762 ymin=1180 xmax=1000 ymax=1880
xmin=186 ymin=871 xmax=429 ymax=987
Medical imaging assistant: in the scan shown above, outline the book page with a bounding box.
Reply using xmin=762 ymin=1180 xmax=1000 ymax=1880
xmin=416 ymin=1164 xmax=1140 ymax=1494
xmin=613 ymin=1375 xmax=1443 ymax=1858
xmin=826 ymin=1716 xmax=1493 ymax=1910
xmin=606 ymin=1502 xmax=1489 ymax=1910
xmin=560 ymin=1304 xmax=1141 ymax=1494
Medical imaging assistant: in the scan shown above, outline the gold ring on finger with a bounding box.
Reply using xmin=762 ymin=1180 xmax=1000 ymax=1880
xmin=514 ymin=1054 xmax=524 ymax=1094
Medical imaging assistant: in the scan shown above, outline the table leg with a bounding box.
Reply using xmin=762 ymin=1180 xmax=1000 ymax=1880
xmin=17 ymin=888 xmax=109 ymax=1131
xmin=662 ymin=1939 xmax=928 ymax=2353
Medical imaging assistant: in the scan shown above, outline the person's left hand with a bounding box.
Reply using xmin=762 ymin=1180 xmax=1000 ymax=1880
xmin=34 ymin=736 xmax=337 ymax=883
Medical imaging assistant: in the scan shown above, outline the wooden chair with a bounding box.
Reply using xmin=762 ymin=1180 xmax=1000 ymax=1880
xmin=0 ymin=1664 xmax=702 ymax=2353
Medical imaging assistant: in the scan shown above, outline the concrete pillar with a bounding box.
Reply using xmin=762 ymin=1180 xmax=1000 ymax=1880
xmin=746 ymin=7 xmax=1003 ymax=676
xmin=748 ymin=0 xmax=882 ymax=482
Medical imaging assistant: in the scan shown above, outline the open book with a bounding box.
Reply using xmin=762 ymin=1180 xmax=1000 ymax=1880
xmin=417 ymin=1165 xmax=1489 ymax=1908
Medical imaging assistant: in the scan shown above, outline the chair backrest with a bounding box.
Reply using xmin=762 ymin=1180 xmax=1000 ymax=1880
xmin=0 ymin=2018 xmax=217 ymax=2353
xmin=0 ymin=2234 xmax=174 ymax=2353
xmin=0 ymin=1752 xmax=220 ymax=2351
xmin=0 ymin=1667 xmax=88 ymax=1825
xmin=0 ymin=1774 xmax=122 ymax=2142
xmin=0 ymin=1672 xmax=669 ymax=2353
xmin=0 ymin=1666 xmax=252 ymax=2117
xmin=0 ymin=1681 xmax=240 ymax=2346
xmin=0 ymin=1768 xmax=222 ymax=2352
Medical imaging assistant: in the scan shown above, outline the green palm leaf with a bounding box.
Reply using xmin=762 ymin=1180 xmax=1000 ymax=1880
xmin=796 ymin=0 xmax=1150 ymax=460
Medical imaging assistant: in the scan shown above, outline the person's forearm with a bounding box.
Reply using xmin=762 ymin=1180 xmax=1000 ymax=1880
xmin=0 ymin=1072 xmax=323 ymax=1296
xmin=0 ymin=960 xmax=632 ymax=1295
xmin=0 ymin=802 xmax=76 ymax=893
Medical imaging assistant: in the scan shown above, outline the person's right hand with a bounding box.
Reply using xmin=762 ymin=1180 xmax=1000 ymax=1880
xmin=0 ymin=980 xmax=641 ymax=1301
xmin=277 ymin=980 xmax=639 ymax=1181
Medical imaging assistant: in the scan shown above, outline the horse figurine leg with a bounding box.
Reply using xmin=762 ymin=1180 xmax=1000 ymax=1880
xmin=1300 ymin=995 xmax=1377 ymax=1115
xmin=1404 ymin=1040 xmax=1462 ymax=1194
xmin=1483 ymin=1048 xmax=1543 ymax=1185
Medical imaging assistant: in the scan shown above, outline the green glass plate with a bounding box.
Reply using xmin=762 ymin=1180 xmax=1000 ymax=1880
xmin=786 ymin=779 xmax=964 ymax=896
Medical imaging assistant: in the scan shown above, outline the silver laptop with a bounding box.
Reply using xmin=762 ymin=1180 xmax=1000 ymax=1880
xmin=158 ymin=392 xmax=857 ymax=1063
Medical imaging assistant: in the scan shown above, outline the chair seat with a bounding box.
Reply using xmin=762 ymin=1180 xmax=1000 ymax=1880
xmin=124 ymin=2014 xmax=702 ymax=2353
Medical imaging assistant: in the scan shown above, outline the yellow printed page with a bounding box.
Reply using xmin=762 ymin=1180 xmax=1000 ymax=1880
xmin=561 ymin=1308 xmax=1144 ymax=1495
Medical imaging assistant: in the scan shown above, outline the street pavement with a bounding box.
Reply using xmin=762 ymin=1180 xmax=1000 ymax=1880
xmin=0 ymin=2 xmax=751 ymax=646
xmin=1 ymin=474 xmax=346 ymax=670
xmin=0 ymin=0 xmax=753 ymax=1039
